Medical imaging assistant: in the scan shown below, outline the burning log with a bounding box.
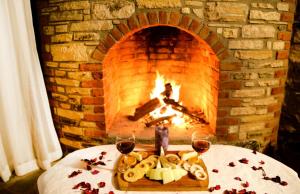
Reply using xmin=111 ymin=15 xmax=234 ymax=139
xmin=128 ymin=98 xmax=161 ymax=121
xmin=145 ymin=114 xmax=176 ymax=127
xmin=161 ymin=83 xmax=172 ymax=98
xmin=163 ymin=98 xmax=209 ymax=124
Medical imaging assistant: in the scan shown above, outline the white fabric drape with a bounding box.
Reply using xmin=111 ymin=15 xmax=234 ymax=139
xmin=0 ymin=0 xmax=62 ymax=182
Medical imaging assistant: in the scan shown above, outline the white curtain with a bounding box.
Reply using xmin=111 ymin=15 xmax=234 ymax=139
xmin=0 ymin=0 xmax=62 ymax=182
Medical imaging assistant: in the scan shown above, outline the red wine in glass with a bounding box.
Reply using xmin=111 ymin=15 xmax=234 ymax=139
xmin=192 ymin=140 xmax=210 ymax=154
xmin=115 ymin=134 xmax=135 ymax=172
xmin=116 ymin=141 xmax=135 ymax=154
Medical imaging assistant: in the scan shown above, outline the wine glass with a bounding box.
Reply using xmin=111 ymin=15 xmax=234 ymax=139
xmin=191 ymin=131 xmax=212 ymax=160
xmin=115 ymin=134 xmax=135 ymax=172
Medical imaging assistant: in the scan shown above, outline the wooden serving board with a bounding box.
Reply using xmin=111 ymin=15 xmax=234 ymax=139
xmin=116 ymin=151 xmax=209 ymax=191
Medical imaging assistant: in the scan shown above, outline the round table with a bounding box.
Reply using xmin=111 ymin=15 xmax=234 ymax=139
xmin=37 ymin=144 xmax=300 ymax=194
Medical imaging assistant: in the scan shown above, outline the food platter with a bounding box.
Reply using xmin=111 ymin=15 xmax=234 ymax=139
xmin=116 ymin=150 xmax=209 ymax=191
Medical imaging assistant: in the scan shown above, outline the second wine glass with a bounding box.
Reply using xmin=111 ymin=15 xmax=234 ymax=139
xmin=191 ymin=131 xmax=211 ymax=160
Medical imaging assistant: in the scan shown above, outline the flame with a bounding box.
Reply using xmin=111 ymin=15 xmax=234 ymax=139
xmin=150 ymin=72 xmax=185 ymax=125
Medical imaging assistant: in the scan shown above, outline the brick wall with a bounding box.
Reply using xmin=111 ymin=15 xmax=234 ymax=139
xmin=32 ymin=0 xmax=296 ymax=150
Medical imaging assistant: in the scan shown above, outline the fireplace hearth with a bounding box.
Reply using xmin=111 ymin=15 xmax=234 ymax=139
xmin=34 ymin=0 xmax=295 ymax=151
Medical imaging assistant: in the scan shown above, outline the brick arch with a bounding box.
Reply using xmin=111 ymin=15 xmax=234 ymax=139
xmin=91 ymin=11 xmax=236 ymax=135
xmin=92 ymin=11 xmax=232 ymax=63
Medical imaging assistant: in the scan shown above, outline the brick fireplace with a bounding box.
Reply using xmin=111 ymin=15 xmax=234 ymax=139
xmin=34 ymin=0 xmax=295 ymax=151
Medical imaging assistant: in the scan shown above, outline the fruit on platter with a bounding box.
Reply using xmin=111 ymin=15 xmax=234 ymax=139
xmin=123 ymin=168 xmax=145 ymax=182
xmin=129 ymin=152 xmax=143 ymax=161
xmin=181 ymin=151 xmax=198 ymax=161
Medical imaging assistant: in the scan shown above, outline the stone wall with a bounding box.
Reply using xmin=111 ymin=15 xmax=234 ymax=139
xmin=32 ymin=0 xmax=296 ymax=150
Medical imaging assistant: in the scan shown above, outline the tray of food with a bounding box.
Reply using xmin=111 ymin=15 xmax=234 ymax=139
xmin=116 ymin=149 xmax=209 ymax=191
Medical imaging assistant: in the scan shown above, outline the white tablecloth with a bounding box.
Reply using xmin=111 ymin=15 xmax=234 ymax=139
xmin=37 ymin=145 xmax=300 ymax=194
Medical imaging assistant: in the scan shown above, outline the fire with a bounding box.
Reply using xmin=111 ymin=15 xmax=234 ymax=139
xmin=150 ymin=72 xmax=185 ymax=126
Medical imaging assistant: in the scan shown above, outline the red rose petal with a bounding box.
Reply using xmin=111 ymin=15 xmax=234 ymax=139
xmin=98 ymin=181 xmax=106 ymax=188
xmin=252 ymin=150 xmax=257 ymax=154
xmin=239 ymin=158 xmax=249 ymax=164
xmin=228 ymin=162 xmax=235 ymax=167
xmin=108 ymin=191 xmax=114 ymax=194
xmin=87 ymin=165 xmax=92 ymax=171
xmin=68 ymin=170 xmax=82 ymax=178
xmin=280 ymin=181 xmax=288 ymax=186
xmin=241 ymin=181 xmax=249 ymax=188
xmin=94 ymin=161 xmax=106 ymax=166
xmin=91 ymin=170 xmax=99 ymax=175
xmin=99 ymin=155 xmax=103 ymax=160
xmin=252 ymin=166 xmax=258 ymax=170
xmin=215 ymin=185 xmax=221 ymax=190
xmin=212 ymin=169 xmax=219 ymax=173
xmin=234 ymin=177 xmax=242 ymax=181
xmin=208 ymin=187 xmax=215 ymax=192
xmin=101 ymin=151 xmax=107 ymax=155
xmin=259 ymin=160 xmax=265 ymax=165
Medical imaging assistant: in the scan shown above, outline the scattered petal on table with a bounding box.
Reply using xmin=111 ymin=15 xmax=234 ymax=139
xmin=239 ymin=158 xmax=249 ymax=164
xmin=228 ymin=162 xmax=236 ymax=167
xmin=91 ymin=170 xmax=100 ymax=175
xmin=212 ymin=169 xmax=219 ymax=173
xmin=68 ymin=170 xmax=82 ymax=178
xmin=98 ymin=181 xmax=106 ymax=188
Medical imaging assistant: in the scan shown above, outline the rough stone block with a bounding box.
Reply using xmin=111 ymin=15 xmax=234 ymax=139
xmin=59 ymin=1 xmax=90 ymax=10
xmin=250 ymin=10 xmax=280 ymax=21
xmin=193 ymin=8 xmax=204 ymax=18
xmin=55 ymin=25 xmax=68 ymax=33
xmin=230 ymin=107 xmax=256 ymax=116
xmin=206 ymin=2 xmax=249 ymax=22
xmin=248 ymin=60 xmax=284 ymax=69
xmin=272 ymin=41 xmax=285 ymax=50
xmin=242 ymin=96 xmax=277 ymax=106
xmin=52 ymin=93 xmax=68 ymax=102
xmin=46 ymin=62 xmax=58 ymax=67
xmin=51 ymin=34 xmax=73 ymax=43
xmin=62 ymin=126 xmax=84 ymax=136
xmin=92 ymin=1 xmax=135 ymax=19
xmin=66 ymin=87 xmax=91 ymax=95
xmin=232 ymin=89 xmax=265 ymax=97
xmin=233 ymin=72 xmax=258 ymax=80
xmin=258 ymin=80 xmax=280 ymax=86
xmin=240 ymin=113 xmax=274 ymax=122
xmin=70 ymin=21 xmax=113 ymax=31
xmin=60 ymin=63 xmax=79 ymax=69
xmin=182 ymin=7 xmax=191 ymax=14
xmin=51 ymin=43 xmax=88 ymax=61
xmin=277 ymin=2 xmax=289 ymax=11
xmin=240 ymin=123 xmax=266 ymax=131
xmin=235 ymin=50 xmax=273 ymax=60
xmin=50 ymin=11 xmax=83 ymax=21
xmin=67 ymin=72 xmax=93 ymax=81
xmin=136 ymin=0 xmax=182 ymax=8
xmin=185 ymin=1 xmax=203 ymax=7
xmin=223 ymin=28 xmax=239 ymax=38
xmin=56 ymin=108 xmax=83 ymax=120
xmin=229 ymin=40 xmax=264 ymax=49
xmin=74 ymin=32 xmax=100 ymax=41
xmin=251 ymin=3 xmax=274 ymax=9
xmin=242 ymin=25 xmax=275 ymax=38
xmin=60 ymin=138 xmax=82 ymax=149
xmin=55 ymin=78 xmax=80 ymax=87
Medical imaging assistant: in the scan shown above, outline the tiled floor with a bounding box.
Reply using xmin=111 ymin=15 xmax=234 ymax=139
xmin=0 ymin=169 xmax=44 ymax=194
xmin=0 ymin=133 xmax=299 ymax=194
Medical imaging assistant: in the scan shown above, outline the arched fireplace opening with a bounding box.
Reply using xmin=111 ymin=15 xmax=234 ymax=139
xmin=103 ymin=25 xmax=219 ymax=141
